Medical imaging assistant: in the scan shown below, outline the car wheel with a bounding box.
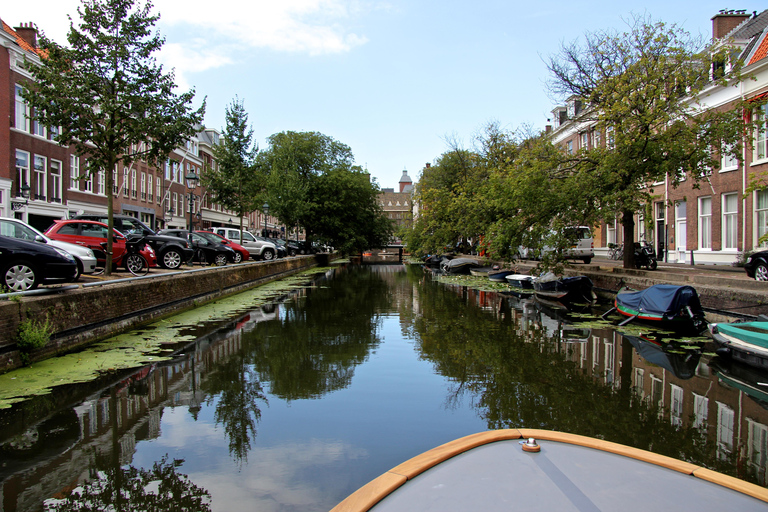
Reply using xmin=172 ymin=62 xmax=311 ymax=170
xmin=582 ymin=257 xmax=591 ymax=264
xmin=162 ymin=249 xmax=182 ymax=270
xmin=73 ymin=259 xmax=83 ymax=282
xmin=755 ymin=263 xmax=768 ymax=281
xmin=262 ymin=249 xmax=275 ymax=261
xmin=3 ymin=260 xmax=39 ymax=291
xmin=289 ymin=249 xmax=297 ymax=257
xmin=214 ymin=254 xmax=228 ymax=266
xmin=233 ymin=252 xmax=243 ymax=264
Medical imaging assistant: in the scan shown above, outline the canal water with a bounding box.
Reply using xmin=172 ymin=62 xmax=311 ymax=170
xmin=1 ymin=263 xmax=766 ymax=511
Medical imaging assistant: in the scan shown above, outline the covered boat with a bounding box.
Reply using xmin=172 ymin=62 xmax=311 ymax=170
xmin=605 ymin=284 xmax=707 ymax=334
xmin=709 ymin=320 xmax=768 ymax=370
xmin=487 ymin=269 xmax=518 ymax=282
xmin=331 ymin=429 xmax=768 ymax=512
xmin=710 ymin=357 xmax=768 ymax=409
xmin=532 ymin=272 xmax=595 ymax=303
xmin=504 ymin=273 xmax=534 ymax=291
xmin=440 ymin=258 xmax=480 ymax=275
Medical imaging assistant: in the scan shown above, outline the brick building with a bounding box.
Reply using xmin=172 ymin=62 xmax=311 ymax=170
xmin=379 ymin=169 xmax=414 ymax=242
xmin=548 ymin=9 xmax=768 ymax=265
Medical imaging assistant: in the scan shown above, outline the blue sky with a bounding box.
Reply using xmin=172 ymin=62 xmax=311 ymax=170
xmin=2 ymin=1 xmax=755 ymax=189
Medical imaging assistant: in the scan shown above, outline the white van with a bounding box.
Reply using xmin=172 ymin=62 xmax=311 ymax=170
xmin=519 ymin=226 xmax=594 ymax=264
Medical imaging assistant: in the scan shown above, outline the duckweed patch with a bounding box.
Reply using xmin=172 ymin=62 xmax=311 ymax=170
xmin=0 ymin=266 xmax=333 ymax=409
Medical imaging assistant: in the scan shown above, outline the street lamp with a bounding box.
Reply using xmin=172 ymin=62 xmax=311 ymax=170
xmin=262 ymin=202 xmax=269 ymax=237
xmin=20 ymin=182 xmax=30 ymax=222
xmin=185 ymin=170 xmax=199 ymax=233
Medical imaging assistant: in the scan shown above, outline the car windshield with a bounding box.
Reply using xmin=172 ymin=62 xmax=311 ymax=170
xmin=122 ymin=218 xmax=153 ymax=236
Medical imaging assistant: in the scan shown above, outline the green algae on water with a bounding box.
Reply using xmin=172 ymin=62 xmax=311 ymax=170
xmin=0 ymin=267 xmax=332 ymax=409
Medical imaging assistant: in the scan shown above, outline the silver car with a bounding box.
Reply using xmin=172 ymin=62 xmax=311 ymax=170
xmin=0 ymin=217 xmax=97 ymax=279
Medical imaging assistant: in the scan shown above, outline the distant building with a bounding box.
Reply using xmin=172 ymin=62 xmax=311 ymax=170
xmin=380 ymin=169 xmax=414 ymax=242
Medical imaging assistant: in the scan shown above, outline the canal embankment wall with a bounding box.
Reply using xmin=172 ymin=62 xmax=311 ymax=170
xmin=0 ymin=255 xmax=332 ymax=373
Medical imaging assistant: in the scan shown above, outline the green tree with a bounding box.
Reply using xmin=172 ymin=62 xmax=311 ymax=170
xmin=202 ymin=97 xmax=262 ymax=237
xmin=260 ymin=131 xmax=391 ymax=252
xmin=23 ymin=0 xmax=204 ymax=274
xmin=546 ymin=15 xmax=745 ymax=267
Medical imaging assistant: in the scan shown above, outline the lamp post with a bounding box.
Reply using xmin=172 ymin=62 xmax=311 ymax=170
xmin=20 ymin=182 xmax=30 ymax=222
xmin=185 ymin=170 xmax=199 ymax=233
xmin=262 ymin=202 xmax=269 ymax=237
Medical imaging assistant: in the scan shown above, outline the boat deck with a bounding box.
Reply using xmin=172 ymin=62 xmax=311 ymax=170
xmin=332 ymin=430 xmax=768 ymax=512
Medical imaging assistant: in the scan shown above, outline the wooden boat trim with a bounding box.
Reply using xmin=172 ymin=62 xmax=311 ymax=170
xmin=329 ymin=429 xmax=768 ymax=512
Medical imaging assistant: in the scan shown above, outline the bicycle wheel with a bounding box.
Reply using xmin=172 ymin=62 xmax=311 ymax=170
xmin=126 ymin=253 xmax=150 ymax=276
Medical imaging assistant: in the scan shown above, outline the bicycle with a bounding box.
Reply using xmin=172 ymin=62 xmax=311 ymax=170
xmin=608 ymin=243 xmax=624 ymax=260
xmin=125 ymin=235 xmax=150 ymax=276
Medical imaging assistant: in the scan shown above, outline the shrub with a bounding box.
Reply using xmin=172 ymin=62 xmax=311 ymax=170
xmin=16 ymin=317 xmax=52 ymax=365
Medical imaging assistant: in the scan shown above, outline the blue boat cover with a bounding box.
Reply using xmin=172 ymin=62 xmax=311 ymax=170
xmin=617 ymin=284 xmax=703 ymax=316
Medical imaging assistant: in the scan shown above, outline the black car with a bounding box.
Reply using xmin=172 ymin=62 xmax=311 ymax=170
xmin=158 ymin=229 xmax=234 ymax=266
xmin=267 ymin=238 xmax=305 ymax=257
xmin=744 ymin=250 xmax=768 ymax=281
xmin=261 ymin=237 xmax=287 ymax=258
xmin=0 ymin=235 xmax=78 ymax=291
xmin=74 ymin=214 xmax=193 ymax=270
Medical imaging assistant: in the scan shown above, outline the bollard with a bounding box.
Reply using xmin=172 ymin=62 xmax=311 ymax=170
xmin=690 ymin=249 xmax=695 ymax=266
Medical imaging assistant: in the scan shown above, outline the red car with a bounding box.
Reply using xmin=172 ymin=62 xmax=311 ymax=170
xmin=197 ymin=231 xmax=250 ymax=263
xmin=45 ymin=220 xmax=157 ymax=270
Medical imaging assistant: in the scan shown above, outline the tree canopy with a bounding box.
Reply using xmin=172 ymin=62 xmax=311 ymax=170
xmin=259 ymin=131 xmax=392 ymax=254
xmin=202 ymin=97 xmax=262 ymax=235
xmin=23 ymin=0 xmax=204 ymax=273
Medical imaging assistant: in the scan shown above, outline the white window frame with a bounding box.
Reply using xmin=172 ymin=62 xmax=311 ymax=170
xmin=33 ymin=155 xmax=46 ymax=200
xmin=698 ymin=196 xmax=712 ymax=250
xmin=156 ymin=177 xmax=161 ymax=204
xmin=717 ymin=402 xmax=735 ymax=459
xmin=69 ymin=155 xmax=80 ymax=190
xmin=754 ymin=104 xmax=768 ymax=163
xmin=123 ymin=169 xmax=129 ymax=197
xmin=50 ymin=159 xmax=62 ymax=202
xmin=670 ymin=384 xmax=683 ymax=427
xmin=693 ymin=393 xmax=708 ymax=430
xmin=131 ymin=169 xmax=137 ymax=199
xmin=14 ymin=84 xmax=29 ymax=132
xmin=580 ymin=132 xmax=589 ymax=150
xmin=98 ymin=170 xmax=105 ymax=195
xmin=82 ymin=159 xmax=93 ymax=192
xmin=16 ymin=150 xmax=30 ymax=195
xmin=720 ymin=143 xmax=738 ymax=172
xmin=722 ymin=193 xmax=738 ymax=250
xmin=755 ymin=189 xmax=768 ymax=248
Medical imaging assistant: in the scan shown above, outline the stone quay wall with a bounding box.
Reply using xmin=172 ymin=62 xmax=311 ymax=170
xmin=0 ymin=255 xmax=326 ymax=372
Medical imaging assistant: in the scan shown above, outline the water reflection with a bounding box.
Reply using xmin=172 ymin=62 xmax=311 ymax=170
xmin=0 ymin=264 xmax=767 ymax=511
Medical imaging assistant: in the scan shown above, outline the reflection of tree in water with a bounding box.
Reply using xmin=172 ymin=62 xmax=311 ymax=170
xmin=247 ymin=267 xmax=392 ymax=400
xmin=201 ymin=349 xmax=268 ymax=465
xmin=411 ymin=280 xmax=737 ymax=479
xmin=45 ymin=455 xmax=211 ymax=511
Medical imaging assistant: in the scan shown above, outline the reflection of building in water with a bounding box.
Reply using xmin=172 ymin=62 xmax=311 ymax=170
xmin=0 ymin=328 xmax=245 ymax=511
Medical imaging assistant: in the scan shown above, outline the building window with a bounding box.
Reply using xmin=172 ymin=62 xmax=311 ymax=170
xmin=156 ymin=177 xmax=161 ymax=204
xmin=173 ymin=192 xmax=178 ymax=214
xmin=165 ymin=160 xmax=171 ymax=181
xmin=98 ymin=170 xmax=105 ymax=195
xmin=591 ymin=130 xmax=601 ymax=148
xmin=606 ymin=126 xmax=615 ymax=149
xmin=721 ymin=143 xmax=738 ymax=171
xmin=756 ymin=189 xmax=768 ymax=247
xmin=670 ymin=385 xmax=683 ymax=427
xmin=717 ymin=402 xmax=735 ymax=459
xmin=722 ymin=193 xmax=738 ymax=250
xmin=566 ymin=140 xmax=573 ymax=154
xmin=70 ymin=155 xmax=80 ymax=190
xmin=83 ymin=159 xmax=93 ymax=192
xmin=113 ymin=167 xmax=119 ymax=196
xmin=747 ymin=420 xmax=768 ymax=483
xmin=131 ymin=169 xmax=137 ymax=199
xmin=16 ymin=150 xmax=30 ymax=195
xmin=580 ymin=132 xmax=589 ymax=150
xmin=14 ymin=84 xmax=29 ymax=132
xmin=754 ymin=104 xmax=768 ymax=162
xmin=147 ymin=173 xmax=153 ymax=202
xmin=50 ymin=160 xmax=62 ymax=202
xmin=33 ymin=155 xmax=46 ymax=200
xmin=698 ymin=196 xmax=711 ymax=249
xmin=141 ymin=172 xmax=146 ymax=200
xmin=123 ymin=169 xmax=129 ymax=197
xmin=693 ymin=394 xmax=708 ymax=430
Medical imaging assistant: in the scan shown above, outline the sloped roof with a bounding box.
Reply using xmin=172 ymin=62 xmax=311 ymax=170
xmin=748 ymin=29 xmax=768 ymax=65
xmin=731 ymin=9 xmax=768 ymax=41
xmin=1 ymin=19 xmax=37 ymax=54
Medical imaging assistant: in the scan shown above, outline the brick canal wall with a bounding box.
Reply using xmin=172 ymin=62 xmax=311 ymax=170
xmin=0 ymin=255 xmax=329 ymax=372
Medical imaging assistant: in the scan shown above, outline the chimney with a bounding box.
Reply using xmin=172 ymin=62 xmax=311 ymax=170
xmin=14 ymin=22 xmax=37 ymax=48
xmin=711 ymin=9 xmax=750 ymax=40
xmin=545 ymin=125 xmax=552 ymax=134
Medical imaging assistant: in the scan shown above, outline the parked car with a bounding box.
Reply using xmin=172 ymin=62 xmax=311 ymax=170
xmin=259 ymin=236 xmax=286 ymax=258
xmin=74 ymin=214 xmax=193 ymax=270
xmin=0 ymin=217 xmax=97 ymax=280
xmin=197 ymin=231 xmax=249 ymax=263
xmin=744 ymin=250 xmax=768 ymax=281
xmin=158 ymin=229 xmax=234 ymax=266
xmin=267 ymin=238 xmax=302 ymax=257
xmin=0 ymin=234 xmax=78 ymax=291
xmin=211 ymin=228 xmax=277 ymax=261
xmin=45 ymin=220 xmax=157 ymax=270
xmin=519 ymin=226 xmax=594 ymax=264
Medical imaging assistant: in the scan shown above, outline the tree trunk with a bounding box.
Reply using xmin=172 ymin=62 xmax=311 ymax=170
xmin=106 ymin=159 xmax=115 ymax=275
xmin=621 ymin=209 xmax=635 ymax=269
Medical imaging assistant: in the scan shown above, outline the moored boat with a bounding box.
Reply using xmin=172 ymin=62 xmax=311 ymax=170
xmin=487 ymin=269 xmax=518 ymax=282
xmin=709 ymin=320 xmax=768 ymax=370
xmin=604 ymin=284 xmax=707 ymax=334
xmin=532 ymin=272 xmax=595 ymax=303
xmin=469 ymin=266 xmax=497 ymax=277
xmin=504 ymin=273 xmax=534 ymax=291
xmin=440 ymin=257 xmax=481 ymax=275
xmin=331 ymin=429 xmax=768 ymax=512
